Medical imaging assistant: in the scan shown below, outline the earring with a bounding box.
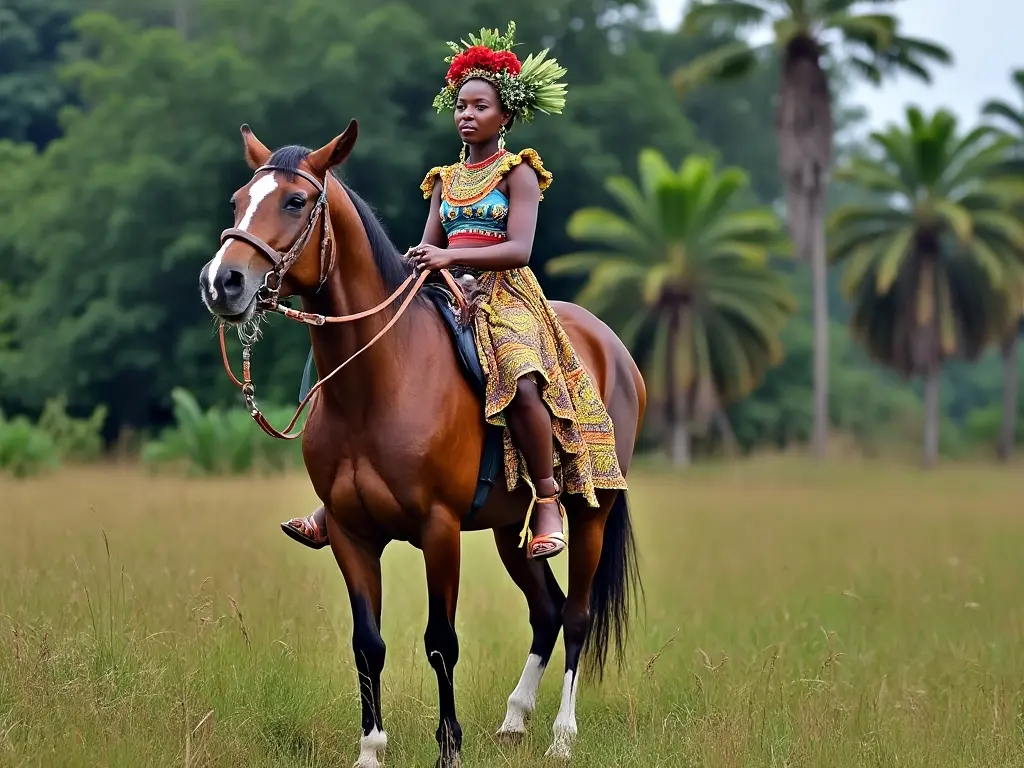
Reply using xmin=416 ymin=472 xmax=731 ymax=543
xmin=460 ymin=142 xmax=468 ymax=163
xmin=498 ymin=125 xmax=507 ymax=151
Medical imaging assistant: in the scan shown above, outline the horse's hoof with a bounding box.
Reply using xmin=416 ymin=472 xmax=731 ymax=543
xmin=544 ymin=740 xmax=573 ymax=761
xmin=434 ymin=756 xmax=462 ymax=768
xmin=494 ymin=729 xmax=525 ymax=746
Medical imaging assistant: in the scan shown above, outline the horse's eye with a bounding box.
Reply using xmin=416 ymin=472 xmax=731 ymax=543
xmin=229 ymin=197 xmax=236 ymax=210
xmin=285 ymin=196 xmax=306 ymax=211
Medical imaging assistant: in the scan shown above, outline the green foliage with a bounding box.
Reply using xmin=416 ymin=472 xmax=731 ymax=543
xmin=141 ymin=387 xmax=305 ymax=476
xmin=37 ymin=395 xmax=107 ymax=462
xmin=829 ymin=106 xmax=1024 ymax=374
xmin=964 ymin=390 xmax=1024 ymax=449
xmin=0 ymin=0 xmax=700 ymax=436
xmin=0 ymin=0 xmax=1016 ymax=466
xmin=673 ymin=0 xmax=953 ymax=94
xmin=551 ymin=149 xmax=794 ymax=416
xmin=0 ymin=395 xmax=107 ymax=477
xmin=0 ymin=410 xmax=60 ymax=478
xmin=722 ymin=297 xmax=949 ymax=456
xmin=0 ymin=0 xmax=79 ymax=148
xmin=981 ymin=69 xmax=1024 ymax=142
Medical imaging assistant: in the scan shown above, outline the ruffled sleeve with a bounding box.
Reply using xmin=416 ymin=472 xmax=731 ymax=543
xmin=505 ymin=148 xmax=553 ymax=200
xmin=420 ymin=165 xmax=448 ymax=199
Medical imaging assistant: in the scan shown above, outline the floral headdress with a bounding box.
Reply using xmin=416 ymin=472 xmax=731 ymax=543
xmin=432 ymin=21 xmax=568 ymax=125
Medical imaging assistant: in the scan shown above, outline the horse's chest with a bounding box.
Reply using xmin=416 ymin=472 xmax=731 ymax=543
xmin=302 ymin=433 xmax=431 ymax=538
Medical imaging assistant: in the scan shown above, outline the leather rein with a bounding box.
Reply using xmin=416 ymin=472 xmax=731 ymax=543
xmin=217 ymin=163 xmax=464 ymax=440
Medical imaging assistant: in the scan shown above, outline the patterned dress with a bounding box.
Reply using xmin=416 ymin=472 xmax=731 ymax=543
xmin=420 ymin=148 xmax=627 ymax=508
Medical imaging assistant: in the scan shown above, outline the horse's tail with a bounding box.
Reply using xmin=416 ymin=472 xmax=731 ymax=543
xmin=580 ymin=488 xmax=644 ymax=682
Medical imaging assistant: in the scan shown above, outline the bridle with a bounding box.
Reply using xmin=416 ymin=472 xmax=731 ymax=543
xmin=219 ymin=163 xmax=335 ymax=300
xmin=216 ymin=162 xmax=465 ymax=440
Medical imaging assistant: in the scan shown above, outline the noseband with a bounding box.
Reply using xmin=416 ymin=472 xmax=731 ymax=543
xmin=219 ymin=164 xmax=336 ymax=299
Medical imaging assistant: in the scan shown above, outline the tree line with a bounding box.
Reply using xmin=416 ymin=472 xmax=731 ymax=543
xmin=0 ymin=0 xmax=1021 ymax=473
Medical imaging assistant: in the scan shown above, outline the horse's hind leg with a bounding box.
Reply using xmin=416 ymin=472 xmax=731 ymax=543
xmin=492 ymin=524 xmax=566 ymax=742
xmin=323 ymin=515 xmax=388 ymax=768
xmin=546 ymin=496 xmax=615 ymax=760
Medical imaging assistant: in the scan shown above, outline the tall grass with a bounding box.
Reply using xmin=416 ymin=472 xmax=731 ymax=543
xmin=2 ymin=457 xmax=1024 ymax=766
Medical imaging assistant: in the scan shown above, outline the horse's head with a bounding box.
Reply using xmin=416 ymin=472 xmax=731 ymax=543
xmin=199 ymin=120 xmax=359 ymax=324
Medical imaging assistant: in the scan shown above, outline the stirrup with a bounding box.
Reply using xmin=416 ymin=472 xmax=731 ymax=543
xmin=519 ymin=480 xmax=567 ymax=561
xmin=280 ymin=514 xmax=329 ymax=550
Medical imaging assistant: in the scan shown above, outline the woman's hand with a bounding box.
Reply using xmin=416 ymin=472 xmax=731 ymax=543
xmin=405 ymin=243 xmax=453 ymax=271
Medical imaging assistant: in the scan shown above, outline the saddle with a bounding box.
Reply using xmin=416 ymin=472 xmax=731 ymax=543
xmin=297 ymin=272 xmax=503 ymax=522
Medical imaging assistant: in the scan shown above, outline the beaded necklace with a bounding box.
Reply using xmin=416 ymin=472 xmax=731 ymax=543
xmin=444 ymin=148 xmax=510 ymax=206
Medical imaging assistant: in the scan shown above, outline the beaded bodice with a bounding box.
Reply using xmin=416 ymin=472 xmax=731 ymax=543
xmin=420 ymin=147 xmax=553 ymax=249
xmin=439 ymin=187 xmax=509 ymax=245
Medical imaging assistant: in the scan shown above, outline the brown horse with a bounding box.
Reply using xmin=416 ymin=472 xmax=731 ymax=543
xmin=198 ymin=120 xmax=646 ymax=767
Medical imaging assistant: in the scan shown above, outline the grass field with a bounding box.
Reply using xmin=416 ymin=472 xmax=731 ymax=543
xmin=3 ymin=457 xmax=1024 ymax=767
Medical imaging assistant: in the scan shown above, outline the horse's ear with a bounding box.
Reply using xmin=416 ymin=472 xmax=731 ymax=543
xmin=306 ymin=119 xmax=359 ymax=175
xmin=240 ymin=124 xmax=271 ymax=170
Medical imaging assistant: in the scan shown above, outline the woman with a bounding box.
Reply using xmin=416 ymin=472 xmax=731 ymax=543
xmin=281 ymin=22 xmax=626 ymax=560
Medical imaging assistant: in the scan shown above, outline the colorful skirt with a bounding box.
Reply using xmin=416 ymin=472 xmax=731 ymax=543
xmin=471 ymin=266 xmax=626 ymax=508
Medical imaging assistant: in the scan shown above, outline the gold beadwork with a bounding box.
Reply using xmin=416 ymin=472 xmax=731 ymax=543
xmin=446 ymin=149 xmax=511 ymax=205
xmin=419 ymin=148 xmax=554 ymax=203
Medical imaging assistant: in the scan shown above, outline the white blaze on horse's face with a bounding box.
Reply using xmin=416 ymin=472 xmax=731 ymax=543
xmin=205 ymin=172 xmax=279 ymax=302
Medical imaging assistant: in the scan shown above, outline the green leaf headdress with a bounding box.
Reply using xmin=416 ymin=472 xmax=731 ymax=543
xmin=432 ymin=21 xmax=568 ymax=124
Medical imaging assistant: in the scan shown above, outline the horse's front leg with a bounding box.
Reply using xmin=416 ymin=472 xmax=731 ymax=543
xmin=324 ymin=513 xmax=388 ymax=768
xmin=421 ymin=510 xmax=463 ymax=767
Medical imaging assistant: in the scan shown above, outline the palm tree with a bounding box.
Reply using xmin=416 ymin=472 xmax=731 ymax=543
xmin=980 ymin=69 xmax=1024 ymax=462
xmin=547 ymin=149 xmax=795 ymax=466
xmin=673 ymin=0 xmax=953 ymax=461
xmin=828 ymin=106 xmax=1024 ymax=468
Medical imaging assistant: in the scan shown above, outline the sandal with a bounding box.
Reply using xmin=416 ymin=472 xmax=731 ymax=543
xmin=520 ymin=483 xmax=567 ymax=561
xmin=280 ymin=511 xmax=329 ymax=550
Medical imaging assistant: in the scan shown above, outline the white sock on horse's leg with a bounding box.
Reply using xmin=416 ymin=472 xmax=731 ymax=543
xmin=545 ymin=669 xmax=579 ymax=759
xmin=354 ymin=727 xmax=387 ymax=768
xmin=497 ymin=652 xmax=546 ymax=736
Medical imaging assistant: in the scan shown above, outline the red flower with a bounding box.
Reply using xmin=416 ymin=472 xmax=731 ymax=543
xmin=446 ymin=45 xmax=522 ymax=85
xmin=492 ymin=50 xmax=522 ymax=76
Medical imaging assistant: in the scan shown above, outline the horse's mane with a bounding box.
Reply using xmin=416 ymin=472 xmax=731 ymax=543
xmin=266 ymin=145 xmax=417 ymax=295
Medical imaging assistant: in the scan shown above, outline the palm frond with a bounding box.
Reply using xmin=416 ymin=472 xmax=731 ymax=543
xmin=875 ymin=34 xmax=953 ymax=83
xmin=670 ymin=41 xmax=762 ymax=95
xmin=637 ymin=148 xmax=674 ymax=204
xmin=874 ymin=227 xmax=914 ymax=293
xmin=931 ymin=199 xmax=973 ymax=245
xmin=565 ymin=207 xmax=654 ymax=255
xmin=559 ymin=147 xmax=794 ymax=415
xmin=603 ymin=175 xmax=660 ymax=236
xmin=702 ymin=208 xmax=784 ymax=244
xmin=680 ymin=0 xmax=770 ymax=35
xmin=980 ymin=100 xmax=1024 ymax=135
xmin=828 ymin=12 xmax=896 ymax=51
xmin=828 ymin=204 xmax=912 ymax=233
xmin=833 ymin=155 xmax=911 ymax=195
xmin=846 ymin=56 xmax=883 ymax=86
xmin=832 ymin=103 xmax=1023 ymax=373
xmin=838 ymin=242 xmax=882 ymax=298
xmin=545 ymin=252 xmax=631 ymax=276
xmin=571 ymin=262 xmax=647 ymax=319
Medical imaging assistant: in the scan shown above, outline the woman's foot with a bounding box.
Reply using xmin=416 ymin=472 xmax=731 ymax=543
xmin=527 ymin=480 xmax=566 ymax=560
xmin=280 ymin=505 xmax=329 ymax=550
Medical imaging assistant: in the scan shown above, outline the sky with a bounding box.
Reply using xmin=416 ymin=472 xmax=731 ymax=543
xmin=652 ymin=0 xmax=1022 ymax=131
